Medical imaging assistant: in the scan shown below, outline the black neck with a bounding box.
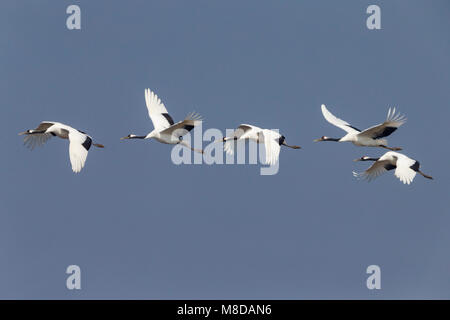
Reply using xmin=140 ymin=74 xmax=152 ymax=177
xmin=364 ymin=157 xmax=380 ymax=162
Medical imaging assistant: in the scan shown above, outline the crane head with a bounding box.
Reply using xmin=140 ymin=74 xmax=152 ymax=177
xmin=354 ymin=156 xmax=375 ymax=162
xmin=121 ymin=134 xmax=140 ymax=140
xmin=314 ymin=136 xmax=327 ymax=142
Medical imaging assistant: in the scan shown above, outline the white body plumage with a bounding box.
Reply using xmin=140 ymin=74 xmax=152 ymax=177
xmin=223 ymin=124 xmax=301 ymax=165
xmin=353 ymin=151 xmax=433 ymax=185
xmin=121 ymin=88 xmax=203 ymax=153
xmin=19 ymin=121 xmax=104 ymax=173
xmin=315 ymin=104 xmax=406 ymax=150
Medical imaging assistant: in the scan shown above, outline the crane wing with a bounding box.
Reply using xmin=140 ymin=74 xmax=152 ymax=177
xmin=23 ymin=132 xmax=53 ymax=150
xmin=261 ymin=129 xmax=281 ymax=165
xmin=321 ymin=104 xmax=360 ymax=134
xmin=359 ymin=107 xmax=406 ymax=139
xmin=159 ymin=112 xmax=202 ymax=136
xmin=21 ymin=122 xmax=56 ymax=150
xmin=68 ymin=131 xmax=90 ymax=173
xmin=353 ymin=160 xmax=395 ymax=181
xmin=224 ymin=124 xmax=259 ymax=155
xmin=144 ymin=88 xmax=174 ymax=131
xmin=394 ymin=155 xmax=417 ymax=185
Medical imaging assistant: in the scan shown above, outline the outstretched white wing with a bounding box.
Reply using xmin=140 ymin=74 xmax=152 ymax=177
xmin=223 ymin=140 xmax=235 ymax=155
xmin=159 ymin=112 xmax=202 ymax=137
xmin=144 ymin=88 xmax=174 ymax=131
xmin=224 ymin=124 xmax=259 ymax=155
xmin=261 ymin=129 xmax=281 ymax=165
xmin=394 ymin=155 xmax=416 ymax=185
xmin=321 ymin=104 xmax=360 ymax=134
xmin=359 ymin=107 xmax=406 ymax=139
xmin=68 ymin=131 xmax=90 ymax=173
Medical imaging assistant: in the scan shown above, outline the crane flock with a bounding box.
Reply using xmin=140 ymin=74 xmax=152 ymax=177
xmin=19 ymin=88 xmax=432 ymax=185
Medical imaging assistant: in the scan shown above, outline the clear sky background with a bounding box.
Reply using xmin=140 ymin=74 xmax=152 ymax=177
xmin=1 ymin=0 xmax=449 ymax=299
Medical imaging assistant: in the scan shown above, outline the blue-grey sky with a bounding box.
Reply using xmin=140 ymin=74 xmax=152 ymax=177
xmin=1 ymin=0 xmax=449 ymax=299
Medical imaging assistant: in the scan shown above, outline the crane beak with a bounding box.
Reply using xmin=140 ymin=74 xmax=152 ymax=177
xmin=18 ymin=131 xmax=28 ymax=135
xmin=120 ymin=136 xmax=129 ymax=140
xmin=313 ymin=137 xmax=323 ymax=142
xmin=353 ymin=158 xmax=362 ymax=162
